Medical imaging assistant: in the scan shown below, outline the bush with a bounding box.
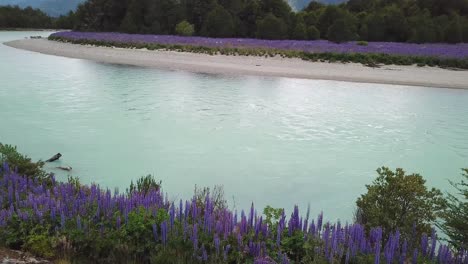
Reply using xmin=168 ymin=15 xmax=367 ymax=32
xmin=0 ymin=143 xmax=46 ymax=180
xmin=357 ymin=40 xmax=368 ymax=46
xmin=356 ymin=167 xmax=446 ymax=241
xmin=127 ymin=174 xmax=161 ymax=195
xmin=175 ymin=20 xmax=195 ymax=36
xmin=438 ymin=169 xmax=468 ymax=250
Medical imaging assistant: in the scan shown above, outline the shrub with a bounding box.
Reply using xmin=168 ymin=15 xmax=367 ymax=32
xmin=356 ymin=167 xmax=446 ymax=241
xmin=128 ymin=174 xmax=161 ymax=195
xmin=0 ymin=143 xmax=46 ymax=180
xmin=175 ymin=20 xmax=195 ymax=36
xmin=438 ymin=169 xmax=468 ymax=250
xmin=357 ymin=40 xmax=368 ymax=46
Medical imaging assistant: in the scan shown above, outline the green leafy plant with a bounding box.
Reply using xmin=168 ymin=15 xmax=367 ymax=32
xmin=175 ymin=20 xmax=195 ymax=36
xmin=356 ymin=167 xmax=446 ymax=241
xmin=0 ymin=143 xmax=47 ymax=180
xmin=128 ymin=174 xmax=161 ymax=195
xmin=438 ymin=169 xmax=468 ymax=250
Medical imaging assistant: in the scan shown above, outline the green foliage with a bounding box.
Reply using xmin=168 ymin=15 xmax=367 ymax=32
xmin=24 ymin=228 xmax=56 ymax=258
xmin=263 ymin=206 xmax=283 ymax=227
xmin=357 ymin=40 xmax=368 ymax=46
xmin=194 ymin=185 xmax=228 ymax=211
xmin=175 ymin=20 xmax=195 ymax=36
xmin=256 ymin=13 xmax=287 ymax=40
xmin=201 ymin=5 xmax=235 ymax=37
xmin=292 ymin=19 xmax=308 ymax=40
xmin=3 ymin=0 xmax=468 ymax=43
xmin=356 ymin=167 xmax=446 ymax=240
xmin=445 ymin=16 xmax=463 ymax=43
xmin=438 ymin=169 xmax=468 ymax=250
xmin=0 ymin=5 xmax=54 ymax=29
xmin=0 ymin=143 xmax=47 ymax=180
xmin=327 ymin=17 xmax=357 ymax=43
xmin=128 ymin=174 xmax=162 ymax=195
xmin=307 ymin=25 xmax=320 ymax=40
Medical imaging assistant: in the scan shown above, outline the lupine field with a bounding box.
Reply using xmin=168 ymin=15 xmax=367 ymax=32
xmin=0 ymin=162 xmax=467 ymax=264
xmin=50 ymin=32 xmax=468 ymax=59
xmin=48 ymin=31 xmax=468 ymax=69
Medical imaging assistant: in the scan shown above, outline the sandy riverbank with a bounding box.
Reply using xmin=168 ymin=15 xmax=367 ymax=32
xmin=4 ymin=38 xmax=468 ymax=89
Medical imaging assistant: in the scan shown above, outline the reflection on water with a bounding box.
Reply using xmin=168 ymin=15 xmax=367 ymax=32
xmin=1 ymin=31 xmax=468 ymax=221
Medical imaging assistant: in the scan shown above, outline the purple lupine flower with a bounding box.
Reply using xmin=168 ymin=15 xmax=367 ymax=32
xmin=317 ymin=212 xmax=323 ymax=233
xmin=249 ymin=203 xmax=254 ymax=229
xmin=50 ymin=31 xmax=468 ymax=59
xmin=421 ymin=233 xmax=428 ymax=257
xmin=152 ymin=223 xmax=158 ymax=242
xmin=224 ymin=244 xmax=231 ymax=261
xmin=276 ymin=224 xmax=282 ymax=247
xmin=202 ymin=245 xmax=208 ymax=261
xmin=193 ymin=223 xmax=198 ymax=250
xmin=412 ymin=249 xmax=418 ymax=264
xmin=429 ymin=228 xmax=437 ymax=260
xmin=161 ymin=220 xmax=167 ymax=246
xmin=169 ymin=203 xmax=175 ymax=230
xmin=399 ymin=240 xmax=407 ymax=264
xmin=214 ymin=234 xmax=220 ymax=255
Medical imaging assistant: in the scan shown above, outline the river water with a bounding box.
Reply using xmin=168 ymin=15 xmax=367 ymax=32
xmin=1 ymin=31 xmax=467 ymax=221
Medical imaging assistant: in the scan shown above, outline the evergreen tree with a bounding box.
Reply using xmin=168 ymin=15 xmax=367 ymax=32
xmin=256 ymin=13 xmax=287 ymax=39
xmin=201 ymin=5 xmax=235 ymax=37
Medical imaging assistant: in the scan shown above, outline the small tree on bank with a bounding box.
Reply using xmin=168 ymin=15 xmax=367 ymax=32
xmin=438 ymin=169 xmax=468 ymax=250
xmin=356 ymin=167 xmax=446 ymax=241
xmin=175 ymin=20 xmax=195 ymax=36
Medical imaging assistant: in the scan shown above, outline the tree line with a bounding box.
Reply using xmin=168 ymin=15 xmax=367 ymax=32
xmin=0 ymin=5 xmax=76 ymax=29
xmin=72 ymin=0 xmax=468 ymax=43
xmin=2 ymin=0 xmax=468 ymax=43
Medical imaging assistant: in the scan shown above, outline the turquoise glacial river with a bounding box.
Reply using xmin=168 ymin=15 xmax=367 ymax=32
xmin=1 ymin=31 xmax=467 ymax=221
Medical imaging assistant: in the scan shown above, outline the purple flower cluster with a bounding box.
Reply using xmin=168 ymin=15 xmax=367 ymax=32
xmin=50 ymin=31 xmax=468 ymax=58
xmin=0 ymin=163 xmax=467 ymax=263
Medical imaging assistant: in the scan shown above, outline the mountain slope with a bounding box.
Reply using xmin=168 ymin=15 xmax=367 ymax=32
xmin=0 ymin=0 xmax=83 ymax=16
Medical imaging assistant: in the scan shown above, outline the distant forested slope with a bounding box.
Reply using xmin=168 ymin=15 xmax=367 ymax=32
xmin=0 ymin=0 xmax=83 ymax=16
xmin=70 ymin=0 xmax=468 ymax=43
xmin=0 ymin=0 xmax=344 ymax=15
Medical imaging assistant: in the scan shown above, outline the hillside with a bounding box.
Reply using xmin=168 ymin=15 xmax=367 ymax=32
xmin=0 ymin=0 xmax=83 ymax=16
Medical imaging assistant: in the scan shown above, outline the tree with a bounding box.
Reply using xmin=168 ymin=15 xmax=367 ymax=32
xmin=317 ymin=5 xmax=346 ymax=38
xmin=201 ymin=5 xmax=235 ymax=37
xmin=327 ymin=17 xmax=357 ymax=43
xmin=0 ymin=143 xmax=46 ymax=180
xmin=291 ymin=17 xmax=308 ymax=40
xmin=256 ymin=13 xmax=287 ymax=39
xmin=438 ymin=169 xmax=468 ymax=250
xmin=175 ymin=20 xmax=195 ymax=36
xmin=356 ymin=167 xmax=446 ymax=241
xmin=445 ymin=16 xmax=463 ymax=43
xmin=307 ymin=25 xmax=320 ymax=40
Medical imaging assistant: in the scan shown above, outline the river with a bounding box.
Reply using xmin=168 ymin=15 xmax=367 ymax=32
xmin=1 ymin=31 xmax=467 ymax=221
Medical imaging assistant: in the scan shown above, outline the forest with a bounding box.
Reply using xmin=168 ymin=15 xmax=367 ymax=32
xmin=0 ymin=5 xmax=75 ymax=29
xmin=67 ymin=0 xmax=468 ymax=43
xmin=1 ymin=0 xmax=468 ymax=43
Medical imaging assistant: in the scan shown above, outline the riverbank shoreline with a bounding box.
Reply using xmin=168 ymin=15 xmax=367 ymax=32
xmin=4 ymin=38 xmax=468 ymax=89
